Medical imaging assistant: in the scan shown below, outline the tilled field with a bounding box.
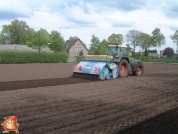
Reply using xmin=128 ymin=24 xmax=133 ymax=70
xmin=0 ymin=63 xmax=178 ymax=134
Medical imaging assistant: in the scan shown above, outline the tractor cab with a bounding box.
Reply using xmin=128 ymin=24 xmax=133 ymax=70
xmin=107 ymin=44 xmax=129 ymax=57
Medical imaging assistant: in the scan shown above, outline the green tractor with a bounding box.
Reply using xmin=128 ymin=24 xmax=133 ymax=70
xmin=72 ymin=44 xmax=144 ymax=80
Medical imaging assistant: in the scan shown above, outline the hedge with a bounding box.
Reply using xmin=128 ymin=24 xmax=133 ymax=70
xmin=74 ymin=55 xmax=178 ymax=64
xmin=135 ymin=56 xmax=178 ymax=63
xmin=75 ymin=56 xmax=85 ymax=63
xmin=0 ymin=51 xmax=69 ymax=64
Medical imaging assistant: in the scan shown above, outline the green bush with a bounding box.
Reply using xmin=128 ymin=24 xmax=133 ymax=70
xmin=0 ymin=51 xmax=69 ymax=64
xmin=79 ymin=50 xmax=83 ymax=56
xmin=134 ymin=55 xmax=178 ymax=63
xmin=75 ymin=56 xmax=85 ymax=63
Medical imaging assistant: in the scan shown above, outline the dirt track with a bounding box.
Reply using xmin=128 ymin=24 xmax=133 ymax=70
xmin=0 ymin=63 xmax=178 ymax=134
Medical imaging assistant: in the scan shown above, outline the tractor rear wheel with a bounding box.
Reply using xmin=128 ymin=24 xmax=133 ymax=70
xmin=118 ymin=59 xmax=129 ymax=77
xmin=133 ymin=62 xmax=144 ymax=76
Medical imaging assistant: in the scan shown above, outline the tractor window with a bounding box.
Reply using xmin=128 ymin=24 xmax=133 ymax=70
xmin=120 ymin=47 xmax=127 ymax=56
xmin=107 ymin=47 xmax=117 ymax=56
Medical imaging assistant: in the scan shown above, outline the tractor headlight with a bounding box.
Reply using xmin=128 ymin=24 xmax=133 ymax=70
xmin=109 ymin=64 xmax=116 ymax=70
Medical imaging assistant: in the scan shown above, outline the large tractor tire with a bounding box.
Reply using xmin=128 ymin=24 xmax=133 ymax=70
xmin=118 ymin=59 xmax=129 ymax=77
xmin=132 ymin=62 xmax=144 ymax=76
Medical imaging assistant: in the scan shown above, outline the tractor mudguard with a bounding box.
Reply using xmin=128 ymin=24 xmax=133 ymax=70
xmin=130 ymin=60 xmax=142 ymax=71
xmin=113 ymin=56 xmax=130 ymax=63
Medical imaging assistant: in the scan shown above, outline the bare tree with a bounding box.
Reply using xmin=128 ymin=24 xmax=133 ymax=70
xmin=126 ymin=29 xmax=141 ymax=57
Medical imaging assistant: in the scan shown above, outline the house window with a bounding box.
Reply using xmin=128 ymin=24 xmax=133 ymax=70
xmin=75 ymin=46 xmax=78 ymax=51
xmin=79 ymin=46 xmax=82 ymax=51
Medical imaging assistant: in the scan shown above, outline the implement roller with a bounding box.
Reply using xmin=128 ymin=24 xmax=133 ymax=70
xmin=72 ymin=44 xmax=144 ymax=80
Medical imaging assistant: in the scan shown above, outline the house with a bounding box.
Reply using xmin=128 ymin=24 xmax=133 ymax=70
xmin=148 ymin=53 xmax=159 ymax=58
xmin=64 ymin=37 xmax=89 ymax=62
xmin=134 ymin=51 xmax=159 ymax=58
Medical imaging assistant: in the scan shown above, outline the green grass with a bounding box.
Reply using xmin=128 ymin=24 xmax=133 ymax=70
xmin=0 ymin=51 xmax=69 ymax=64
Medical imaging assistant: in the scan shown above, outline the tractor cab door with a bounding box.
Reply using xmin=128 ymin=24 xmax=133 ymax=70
xmin=118 ymin=47 xmax=128 ymax=56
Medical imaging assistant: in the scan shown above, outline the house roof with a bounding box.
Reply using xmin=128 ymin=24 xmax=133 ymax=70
xmin=64 ymin=38 xmax=88 ymax=51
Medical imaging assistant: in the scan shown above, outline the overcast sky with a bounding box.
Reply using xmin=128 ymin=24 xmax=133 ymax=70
xmin=0 ymin=0 xmax=178 ymax=52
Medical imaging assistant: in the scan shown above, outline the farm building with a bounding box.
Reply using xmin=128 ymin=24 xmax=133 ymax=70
xmin=64 ymin=37 xmax=89 ymax=62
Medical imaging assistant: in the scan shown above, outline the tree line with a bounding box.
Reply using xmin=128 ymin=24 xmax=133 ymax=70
xmin=0 ymin=19 xmax=178 ymax=57
xmin=0 ymin=20 xmax=65 ymax=53
xmin=89 ymin=29 xmax=178 ymax=57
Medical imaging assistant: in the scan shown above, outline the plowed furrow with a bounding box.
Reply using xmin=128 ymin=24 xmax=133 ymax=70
xmin=0 ymin=83 xmax=170 ymax=121
xmin=15 ymin=86 xmax=178 ymax=133
xmin=85 ymin=103 xmax=178 ymax=134
xmin=1 ymin=81 xmax=177 ymax=122
xmin=0 ymin=77 xmax=95 ymax=91
xmin=38 ymin=93 xmax=178 ymax=134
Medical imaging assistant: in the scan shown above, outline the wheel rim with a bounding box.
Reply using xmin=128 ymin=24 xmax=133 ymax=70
xmin=120 ymin=64 xmax=126 ymax=75
xmin=137 ymin=66 xmax=142 ymax=75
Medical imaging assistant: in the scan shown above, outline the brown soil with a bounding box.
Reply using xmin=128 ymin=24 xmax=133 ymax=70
xmin=0 ymin=77 xmax=95 ymax=91
xmin=0 ymin=63 xmax=178 ymax=134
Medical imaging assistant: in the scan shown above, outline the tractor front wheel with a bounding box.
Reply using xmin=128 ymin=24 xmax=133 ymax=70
xmin=119 ymin=59 xmax=129 ymax=78
xmin=133 ymin=62 xmax=144 ymax=76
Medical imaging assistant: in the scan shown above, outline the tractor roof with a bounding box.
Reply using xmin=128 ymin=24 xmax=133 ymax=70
xmin=108 ymin=44 xmax=127 ymax=48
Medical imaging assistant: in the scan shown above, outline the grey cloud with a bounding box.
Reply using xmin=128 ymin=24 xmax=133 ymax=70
xmin=164 ymin=5 xmax=178 ymax=18
xmin=0 ymin=10 xmax=29 ymax=20
xmin=47 ymin=0 xmax=91 ymax=15
xmin=67 ymin=17 xmax=96 ymax=27
xmin=148 ymin=0 xmax=178 ymax=18
xmin=84 ymin=0 xmax=147 ymax=11
xmin=45 ymin=0 xmax=148 ymax=16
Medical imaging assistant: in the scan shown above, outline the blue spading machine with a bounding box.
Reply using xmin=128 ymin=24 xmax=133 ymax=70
xmin=72 ymin=44 xmax=144 ymax=80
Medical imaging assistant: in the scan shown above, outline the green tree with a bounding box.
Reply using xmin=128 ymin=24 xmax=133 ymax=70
xmin=170 ymin=30 xmax=178 ymax=53
xmin=126 ymin=29 xmax=141 ymax=57
xmin=69 ymin=36 xmax=79 ymax=40
xmin=48 ymin=30 xmax=64 ymax=52
xmin=126 ymin=43 xmax=132 ymax=52
xmin=144 ymin=47 xmax=148 ymax=56
xmin=151 ymin=28 xmax=166 ymax=57
xmin=0 ymin=33 xmax=5 ymax=43
xmin=89 ymin=34 xmax=100 ymax=54
xmin=73 ymin=36 xmax=79 ymax=39
xmin=27 ymin=28 xmax=49 ymax=53
xmin=96 ymin=39 xmax=108 ymax=55
xmin=108 ymin=33 xmax=123 ymax=44
xmin=79 ymin=50 xmax=83 ymax=56
xmin=1 ymin=24 xmax=11 ymax=44
xmin=155 ymin=49 xmax=157 ymax=53
xmin=1 ymin=19 xmax=31 ymax=44
xmin=26 ymin=28 xmax=36 ymax=46
xmin=138 ymin=32 xmax=152 ymax=54
xmin=148 ymin=49 xmax=157 ymax=53
xmin=126 ymin=43 xmax=133 ymax=56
